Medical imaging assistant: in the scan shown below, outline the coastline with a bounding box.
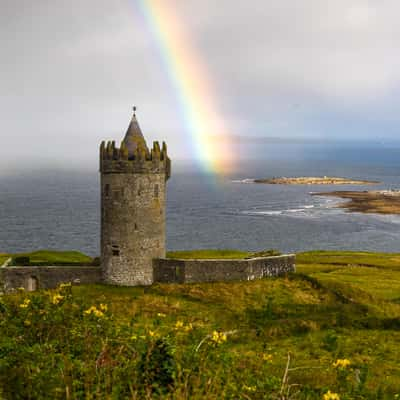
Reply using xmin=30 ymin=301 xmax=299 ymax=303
xmin=312 ymin=190 xmax=400 ymax=215
xmin=253 ymin=176 xmax=379 ymax=185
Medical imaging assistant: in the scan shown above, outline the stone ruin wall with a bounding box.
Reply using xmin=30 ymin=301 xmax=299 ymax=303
xmin=0 ymin=266 xmax=102 ymax=293
xmin=153 ymin=254 xmax=296 ymax=284
xmin=0 ymin=255 xmax=295 ymax=293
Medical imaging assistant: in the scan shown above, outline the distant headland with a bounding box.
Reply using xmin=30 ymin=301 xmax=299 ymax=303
xmin=253 ymin=176 xmax=380 ymax=185
xmin=312 ymin=190 xmax=400 ymax=215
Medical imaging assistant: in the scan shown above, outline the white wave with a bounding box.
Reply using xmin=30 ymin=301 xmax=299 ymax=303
xmin=231 ymin=178 xmax=255 ymax=184
xmin=286 ymin=208 xmax=306 ymax=213
xmin=242 ymin=210 xmax=283 ymax=216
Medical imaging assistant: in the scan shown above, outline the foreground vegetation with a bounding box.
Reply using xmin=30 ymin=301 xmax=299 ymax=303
xmin=1 ymin=251 xmax=400 ymax=398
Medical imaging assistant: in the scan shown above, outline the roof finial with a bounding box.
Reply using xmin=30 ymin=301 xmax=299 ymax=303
xmin=133 ymin=106 xmax=137 ymax=117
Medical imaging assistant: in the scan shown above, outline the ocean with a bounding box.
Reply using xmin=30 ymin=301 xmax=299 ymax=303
xmin=1 ymin=142 xmax=400 ymax=256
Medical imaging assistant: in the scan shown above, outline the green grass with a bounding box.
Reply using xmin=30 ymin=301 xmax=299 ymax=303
xmin=166 ymin=249 xmax=251 ymax=259
xmin=297 ymin=250 xmax=400 ymax=270
xmin=2 ymin=249 xmax=400 ymax=398
xmin=7 ymin=250 xmax=93 ymax=266
xmin=297 ymin=250 xmax=400 ymax=301
xmin=0 ymin=254 xmax=10 ymax=265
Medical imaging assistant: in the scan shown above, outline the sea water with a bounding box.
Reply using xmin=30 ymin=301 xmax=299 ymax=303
xmin=1 ymin=142 xmax=400 ymax=255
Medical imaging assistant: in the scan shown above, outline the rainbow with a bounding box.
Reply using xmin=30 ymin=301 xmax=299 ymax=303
xmin=136 ymin=0 xmax=234 ymax=175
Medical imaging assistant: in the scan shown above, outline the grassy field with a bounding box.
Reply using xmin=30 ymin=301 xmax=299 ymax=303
xmin=166 ymin=249 xmax=252 ymax=259
xmin=2 ymin=250 xmax=94 ymax=266
xmin=0 ymin=254 xmax=10 ymax=265
xmin=1 ymin=250 xmax=400 ymax=398
xmin=3 ymin=249 xmax=280 ymax=265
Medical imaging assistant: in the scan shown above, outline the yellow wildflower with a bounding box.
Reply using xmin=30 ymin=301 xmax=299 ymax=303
xmin=184 ymin=323 xmax=193 ymax=332
xmin=148 ymin=330 xmax=156 ymax=337
xmin=51 ymin=294 xmax=64 ymax=305
xmin=131 ymin=334 xmax=137 ymax=340
xmin=84 ymin=306 xmax=104 ymax=318
xmin=24 ymin=320 xmax=31 ymax=326
xmin=59 ymin=282 xmax=71 ymax=288
xmin=333 ymin=359 xmax=351 ymax=368
xmin=262 ymin=353 xmax=273 ymax=362
xmin=93 ymin=309 xmax=104 ymax=317
xmin=211 ymin=330 xmax=227 ymax=345
xmin=19 ymin=299 xmax=30 ymax=308
xmin=99 ymin=303 xmax=108 ymax=312
xmin=323 ymin=390 xmax=340 ymax=400
xmin=175 ymin=320 xmax=184 ymax=329
xmin=157 ymin=312 xmax=166 ymax=318
xmin=243 ymin=385 xmax=256 ymax=392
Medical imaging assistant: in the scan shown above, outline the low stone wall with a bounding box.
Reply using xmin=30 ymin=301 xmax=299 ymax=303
xmin=0 ymin=266 xmax=102 ymax=293
xmin=153 ymin=254 xmax=295 ymax=284
xmin=0 ymin=255 xmax=295 ymax=292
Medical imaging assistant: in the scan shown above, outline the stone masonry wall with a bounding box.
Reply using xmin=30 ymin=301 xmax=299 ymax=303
xmin=153 ymin=254 xmax=295 ymax=284
xmin=101 ymin=173 xmax=166 ymax=286
xmin=0 ymin=266 xmax=102 ymax=293
xmin=0 ymin=255 xmax=295 ymax=293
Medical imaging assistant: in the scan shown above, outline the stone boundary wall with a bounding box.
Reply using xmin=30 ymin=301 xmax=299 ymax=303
xmin=153 ymin=254 xmax=296 ymax=284
xmin=0 ymin=255 xmax=295 ymax=292
xmin=0 ymin=266 xmax=102 ymax=293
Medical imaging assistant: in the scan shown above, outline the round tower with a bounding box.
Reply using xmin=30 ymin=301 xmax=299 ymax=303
xmin=99 ymin=109 xmax=171 ymax=285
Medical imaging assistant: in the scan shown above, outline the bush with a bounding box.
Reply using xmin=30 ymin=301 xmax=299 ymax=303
xmin=12 ymin=256 xmax=30 ymax=266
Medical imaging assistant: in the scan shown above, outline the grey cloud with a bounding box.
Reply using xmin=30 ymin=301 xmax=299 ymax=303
xmin=1 ymin=0 xmax=400 ymax=171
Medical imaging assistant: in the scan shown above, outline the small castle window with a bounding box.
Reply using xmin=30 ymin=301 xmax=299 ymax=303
xmin=154 ymin=184 xmax=159 ymax=198
xmin=105 ymin=184 xmax=110 ymax=197
xmin=112 ymin=244 xmax=120 ymax=256
xmin=134 ymin=223 xmax=138 ymax=231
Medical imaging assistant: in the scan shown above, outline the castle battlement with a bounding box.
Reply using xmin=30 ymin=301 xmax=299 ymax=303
xmin=100 ymin=140 xmax=171 ymax=177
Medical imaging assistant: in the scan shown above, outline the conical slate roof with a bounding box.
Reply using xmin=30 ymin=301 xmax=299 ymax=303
xmin=122 ymin=111 xmax=149 ymax=157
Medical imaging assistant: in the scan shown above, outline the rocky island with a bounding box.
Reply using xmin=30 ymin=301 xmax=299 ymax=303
xmin=313 ymin=190 xmax=400 ymax=214
xmin=254 ymin=176 xmax=379 ymax=185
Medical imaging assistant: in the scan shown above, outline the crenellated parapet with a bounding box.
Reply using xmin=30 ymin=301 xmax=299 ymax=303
xmin=100 ymin=140 xmax=171 ymax=179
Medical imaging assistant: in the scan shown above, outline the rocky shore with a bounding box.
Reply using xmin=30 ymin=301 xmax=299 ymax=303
xmin=313 ymin=190 xmax=400 ymax=214
xmin=254 ymin=176 xmax=379 ymax=185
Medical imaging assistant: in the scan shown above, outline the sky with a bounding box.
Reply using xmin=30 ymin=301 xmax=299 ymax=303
xmin=1 ymin=0 xmax=400 ymax=171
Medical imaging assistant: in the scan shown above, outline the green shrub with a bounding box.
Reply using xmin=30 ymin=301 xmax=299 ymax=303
xmin=12 ymin=256 xmax=30 ymax=266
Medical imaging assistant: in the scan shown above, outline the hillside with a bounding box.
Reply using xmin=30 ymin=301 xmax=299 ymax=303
xmin=1 ymin=251 xmax=400 ymax=398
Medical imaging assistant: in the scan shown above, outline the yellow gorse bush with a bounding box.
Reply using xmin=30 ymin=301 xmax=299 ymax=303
xmin=333 ymin=359 xmax=351 ymax=368
xmin=323 ymin=390 xmax=340 ymax=400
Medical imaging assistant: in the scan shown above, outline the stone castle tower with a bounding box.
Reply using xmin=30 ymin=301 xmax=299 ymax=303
xmin=99 ymin=109 xmax=171 ymax=286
